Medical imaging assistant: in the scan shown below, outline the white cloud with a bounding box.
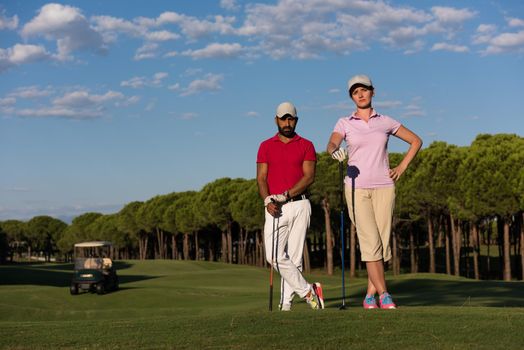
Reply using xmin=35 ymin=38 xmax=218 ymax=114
xmin=234 ymin=1 xmax=479 ymax=58
xmin=121 ymin=76 xmax=147 ymax=88
xmin=431 ymin=42 xmax=469 ymax=52
xmin=328 ymin=88 xmax=341 ymax=94
xmin=323 ymin=101 xmax=352 ymax=111
xmin=116 ymin=95 xmax=141 ymax=107
xmin=145 ymin=30 xmax=179 ymax=41
xmin=121 ymin=72 xmax=168 ymax=88
xmin=164 ymin=51 xmax=178 ymax=57
xmin=246 ymin=111 xmax=259 ymax=117
xmin=472 ymin=24 xmax=497 ymax=45
xmin=180 ymin=73 xmax=224 ymax=96
xmin=134 ymin=43 xmax=158 ymax=60
xmin=375 ymin=100 xmax=402 ymax=109
xmin=152 ymin=72 xmax=169 ymax=85
xmin=0 ymin=97 xmax=16 ymax=106
xmin=154 ymin=11 xmax=236 ymax=39
xmin=182 ymin=43 xmax=243 ymax=59
xmin=22 ymin=3 xmax=106 ymax=60
xmin=145 ymin=99 xmax=157 ymax=111
xmin=168 ymin=83 xmax=180 ymax=91
xmin=483 ymin=30 xmax=524 ymax=54
xmin=508 ymin=17 xmax=524 ymax=27
xmin=15 ymin=106 xmax=104 ymax=119
xmin=53 ymin=90 xmax=124 ymax=107
xmin=0 ymin=11 xmax=18 ymax=30
xmin=431 ymin=7 xmax=476 ymax=23
xmin=401 ymin=102 xmax=426 ymax=118
xmin=0 ymin=44 xmax=52 ymax=72
xmin=220 ymin=0 xmax=240 ymax=11
xmin=179 ymin=112 xmax=198 ymax=120
xmin=9 ymin=85 xmax=53 ymax=99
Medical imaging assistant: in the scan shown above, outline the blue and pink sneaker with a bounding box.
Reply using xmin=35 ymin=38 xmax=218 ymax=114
xmin=379 ymin=292 xmax=397 ymax=309
xmin=363 ymin=294 xmax=378 ymax=309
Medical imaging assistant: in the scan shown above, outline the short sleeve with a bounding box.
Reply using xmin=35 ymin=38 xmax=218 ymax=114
xmin=304 ymin=141 xmax=317 ymax=161
xmin=256 ymin=142 xmax=267 ymax=163
xmin=384 ymin=115 xmax=401 ymax=134
xmin=333 ymin=118 xmax=346 ymax=137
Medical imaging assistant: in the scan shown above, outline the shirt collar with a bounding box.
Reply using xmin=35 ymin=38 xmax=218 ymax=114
xmin=271 ymin=132 xmax=302 ymax=142
xmin=348 ymin=109 xmax=380 ymax=120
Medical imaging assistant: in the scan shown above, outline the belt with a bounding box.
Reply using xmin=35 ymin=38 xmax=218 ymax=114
xmin=287 ymin=193 xmax=310 ymax=202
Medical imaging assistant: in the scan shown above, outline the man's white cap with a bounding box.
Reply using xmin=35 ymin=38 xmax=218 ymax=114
xmin=347 ymin=74 xmax=373 ymax=93
xmin=276 ymin=101 xmax=297 ymax=118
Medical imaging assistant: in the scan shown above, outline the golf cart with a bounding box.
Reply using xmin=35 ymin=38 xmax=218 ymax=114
xmin=70 ymin=241 xmax=119 ymax=295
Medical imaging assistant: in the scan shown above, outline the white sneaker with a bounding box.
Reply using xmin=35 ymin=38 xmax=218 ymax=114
xmin=279 ymin=303 xmax=291 ymax=311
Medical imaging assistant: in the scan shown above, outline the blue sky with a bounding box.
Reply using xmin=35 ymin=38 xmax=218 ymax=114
xmin=1 ymin=0 xmax=523 ymax=221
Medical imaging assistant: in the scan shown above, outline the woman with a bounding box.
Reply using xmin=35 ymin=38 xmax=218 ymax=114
xmin=326 ymin=74 xmax=422 ymax=309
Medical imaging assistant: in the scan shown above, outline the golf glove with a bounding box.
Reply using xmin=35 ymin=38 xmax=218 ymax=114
xmin=331 ymin=148 xmax=347 ymax=162
xmin=264 ymin=194 xmax=287 ymax=207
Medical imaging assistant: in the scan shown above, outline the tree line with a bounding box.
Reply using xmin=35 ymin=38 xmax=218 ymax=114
xmin=1 ymin=134 xmax=523 ymax=281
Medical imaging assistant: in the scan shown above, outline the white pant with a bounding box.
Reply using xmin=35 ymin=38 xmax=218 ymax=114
xmin=264 ymin=199 xmax=311 ymax=305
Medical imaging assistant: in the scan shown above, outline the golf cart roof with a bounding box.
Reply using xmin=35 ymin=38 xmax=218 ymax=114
xmin=74 ymin=241 xmax=113 ymax=248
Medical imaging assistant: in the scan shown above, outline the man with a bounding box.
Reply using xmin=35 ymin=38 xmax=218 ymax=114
xmin=256 ymin=101 xmax=324 ymax=311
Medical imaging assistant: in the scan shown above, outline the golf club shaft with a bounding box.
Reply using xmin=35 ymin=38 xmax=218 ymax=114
xmin=339 ymin=162 xmax=346 ymax=307
xmin=269 ymin=215 xmax=276 ymax=311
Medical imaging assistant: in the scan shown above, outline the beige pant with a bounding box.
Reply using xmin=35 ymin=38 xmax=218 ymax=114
xmin=345 ymin=186 xmax=395 ymax=262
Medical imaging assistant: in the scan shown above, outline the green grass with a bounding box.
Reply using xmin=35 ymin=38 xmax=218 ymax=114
xmin=1 ymin=261 xmax=523 ymax=349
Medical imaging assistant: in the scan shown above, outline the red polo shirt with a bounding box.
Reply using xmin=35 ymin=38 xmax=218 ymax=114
xmin=257 ymin=133 xmax=317 ymax=194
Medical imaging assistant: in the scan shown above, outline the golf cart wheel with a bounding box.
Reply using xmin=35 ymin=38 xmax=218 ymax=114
xmin=70 ymin=283 xmax=79 ymax=295
xmin=96 ymin=283 xmax=105 ymax=295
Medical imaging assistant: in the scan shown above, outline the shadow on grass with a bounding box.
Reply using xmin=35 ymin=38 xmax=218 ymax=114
xmin=325 ymin=278 xmax=524 ymax=308
xmin=0 ymin=262 xmax=157 ymax=288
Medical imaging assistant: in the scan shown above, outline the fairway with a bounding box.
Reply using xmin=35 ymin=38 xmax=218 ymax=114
xmin=1 ymin=261 xmax=523 ymax=349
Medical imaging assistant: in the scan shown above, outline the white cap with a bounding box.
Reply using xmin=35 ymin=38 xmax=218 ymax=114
xmin=276 ymin=101 xmax=297 ymax=118
xmin=347 ymin=74 xmax=373 ymax=93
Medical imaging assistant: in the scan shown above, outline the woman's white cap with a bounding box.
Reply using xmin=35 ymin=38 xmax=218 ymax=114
xmin=348 ymin=74 xmax=373 ymax=93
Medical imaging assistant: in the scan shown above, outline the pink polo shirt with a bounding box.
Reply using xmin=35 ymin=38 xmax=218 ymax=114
xmin=333 ymin=111 xmax=401 ymax=189
xmin=257 ymin=133 xmax=317 ymax=194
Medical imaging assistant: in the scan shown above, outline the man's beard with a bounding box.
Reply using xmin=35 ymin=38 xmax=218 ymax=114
xmin=278 ymin=126 xmax=296 ymax=138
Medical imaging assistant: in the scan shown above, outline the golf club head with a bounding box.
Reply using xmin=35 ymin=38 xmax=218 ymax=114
xmin=347 ymin=165 xmax=360 ymax=179
xmin=339 ymin=304 xmax=347 ymax=310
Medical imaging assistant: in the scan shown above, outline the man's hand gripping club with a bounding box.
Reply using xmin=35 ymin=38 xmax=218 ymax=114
xmin=264 ymin=193 xmax=287 ymax=217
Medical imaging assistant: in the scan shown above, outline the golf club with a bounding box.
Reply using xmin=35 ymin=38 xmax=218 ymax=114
xmin=269 ymin=214 xmax=276 ymax=311
xmin=339 ymin=161 xmax=347 ymax=310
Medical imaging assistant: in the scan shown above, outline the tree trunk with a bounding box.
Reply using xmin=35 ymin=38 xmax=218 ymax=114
xmin=392 ymin=228 xmax=398 ymax=276
xmin=242 ymin=228 xmax=247 ymax=264
xmin=471 ymin=224 xmax=480 ymax=280
xmin=427 ymin=213 xmax=435 ymax=273
xmin=171 ymin=235 xmax=177 ymax=260
xmin=322 ymin=198 xmax=334 ymax=275
xmin=221 ymin=231 xmax=227 ymax=263
xmin=194 ymin=231 xmax=200 ymax=260
xmin=227 ymin=222 xmax=233 ymax=264
xmin=139 ymin=235 xmax=147 ymax=260
xmin=520 ymin=212 xmax=524 ymax=280
xmin=450 ymin=214 xmax=460 ymax=276
xmin=183 ymin=233 xmax=190 ymax=260
xmin=349 ymin=222 xmax=357 ymax=278
xmin=156 ymin=228 xmax=165 ymax=259
xmin=503 ymin=220 xmax=512 ymax=281
xmin=409 ymin=226 xmax=417 ymax=273
xmin=303 ymin=240 xmax=311 ymax=274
